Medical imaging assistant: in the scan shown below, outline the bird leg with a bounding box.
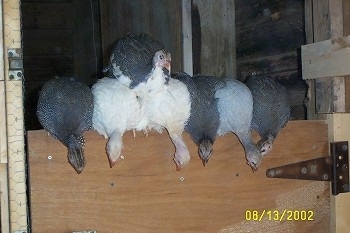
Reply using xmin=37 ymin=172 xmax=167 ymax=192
xmin=106 ymin=131 xmax=123 ymax=168
xmin=169 ymin=133 xmax=190 ymax=170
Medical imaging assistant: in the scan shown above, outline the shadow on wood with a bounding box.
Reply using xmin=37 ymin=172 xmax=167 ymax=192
xmin=27 ymin=120 xmax=329 ymax=233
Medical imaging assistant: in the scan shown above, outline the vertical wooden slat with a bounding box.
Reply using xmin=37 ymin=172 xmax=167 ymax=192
xmin=309 ymin=0 xmax=345 ymax=114
xmin=327 ymin=114 xmax=350 ymax=233
xmin=343 ymin=0 xmax=350 ymax=112
xmin=192 ymin=0 xmax=236 ymax=78
xmin=3 ymin=0 xmax=28 ymax=231
xmin=182 ymin=0 xmax=193 ymax=76
xmin=0 ymin=0 xmax=9 ymax=232
xmin=99 ymin=0 xmax=183 ymax=72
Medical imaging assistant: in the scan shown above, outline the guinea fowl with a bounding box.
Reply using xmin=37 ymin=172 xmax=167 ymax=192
xmin=174 ymin=72 xmax=224 ymax=166
xmin=103 ymin=33 xmax=171 ymax=88
xmin=92 ymin=75 xmax=146 ymax=168
xmin=215 ymin=79 xmax=263 ymax=170
xmin=36 ymin=76 xmax=93 ymax=174
xmin=245 ymin=75 xmax=290 ymax=156
xmin=92 ymin=49 xmax=187 ymax=169
xmin=133 ymin=70 xmax=191 ymax=170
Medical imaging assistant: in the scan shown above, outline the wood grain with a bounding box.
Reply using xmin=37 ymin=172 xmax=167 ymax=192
xmin=28 ymin=121 xmax=329 ymax=233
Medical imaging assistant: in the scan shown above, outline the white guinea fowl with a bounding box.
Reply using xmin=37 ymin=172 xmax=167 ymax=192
xmin=215 ymin=79 xmax=263 ymax=170
xmin=133 ymin=67 xmax=191 ymax=170
xmin=92 ymin=75 xmax=146 ymax=167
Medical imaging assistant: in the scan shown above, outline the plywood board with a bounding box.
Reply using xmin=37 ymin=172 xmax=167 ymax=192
xmin=28 ymin=121 xmax=330 ymax=233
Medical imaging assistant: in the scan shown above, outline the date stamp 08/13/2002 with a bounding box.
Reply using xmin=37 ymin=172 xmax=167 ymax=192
xmin=245 ymin=210 xmax=314 ymax=222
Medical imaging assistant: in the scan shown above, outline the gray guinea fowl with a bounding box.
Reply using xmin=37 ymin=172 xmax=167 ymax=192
xmin=174 ymin=72 xmax=224 ymax=166
xmin=215 ymin=79 xmax=263 ymax=170
xmin=245 ymin=75 xmax=290 ymax=156
xmin=37 ymin=76 xmax=93 ymax=174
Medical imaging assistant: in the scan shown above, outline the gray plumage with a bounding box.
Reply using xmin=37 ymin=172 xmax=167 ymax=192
xmin=103 ymin=33 xmax=171 ymax=88
xmin=245 ymin=75 xmax=290 ymax=156
xmin=174 ymin=72 xmax=224 ymax=166
xmin=37 ymin=76 xmax=93 ymax=174
xmin=216 ymin=79 xmax=262 ymax=170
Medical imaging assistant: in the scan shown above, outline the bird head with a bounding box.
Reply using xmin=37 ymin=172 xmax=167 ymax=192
xmin=67 ymin=135 xmax=87 ymax=174
xmin=198 ymin=139 xmax=214 ymax=166
xmin=153 ymin=50 xmax=171 ymax=74
xmin=257 ymin=136 xmax=275 ymax=156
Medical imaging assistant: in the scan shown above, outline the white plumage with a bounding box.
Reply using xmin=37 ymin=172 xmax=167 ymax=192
xmin=92 ymin=76 xmax=146 ymax=167
xmin=134 ymin=67 xmax=191 ymax=169
xmin=92 ymin=66 xmax=191 ymax=169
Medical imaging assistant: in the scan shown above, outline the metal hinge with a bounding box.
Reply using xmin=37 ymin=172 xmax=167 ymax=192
xmin=7 ymin=48 xmax=23 ymax=80
xmin=266 ymin=141 xmax=349 ymax=195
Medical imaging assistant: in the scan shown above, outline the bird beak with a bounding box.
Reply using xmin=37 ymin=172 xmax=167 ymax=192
xmin=201 ymin=158 xmax=209 ymax=167
xmin=164 ymin=61 xmax=171 ymax=74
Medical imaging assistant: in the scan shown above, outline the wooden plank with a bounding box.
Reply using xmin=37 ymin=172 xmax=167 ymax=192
xmin=28 ymin=121 xmax=330 ymax=233
xmin=181 ymin=0 xmax=193 ymax=76
xmin=99 ymin=0 xmax=183 ymax=73
xmin=301 ymin=36 xmax=350 ymax=80
xmin=0 ymin=1 xmax=9 ymax=232
xmin=22 ymin=29 xmax=74 ymax=55
xmin=23 ymin=55 xmax=74 ymax=81
xmin=0 ymin=81 xmax=7 ymax=163
xmin=344 ymin=0 xmax=350 ymax=113
xmin=0 ymin=165 xmax=10 ymax=233
xmin=21 ymin=2 xmax=73 ymax=29
xmin=237 ymin=52 xmax=299 ymax=80
xmin=3 ymin=0 xmax=28 ymax=231
xmin=192 ymin=0 xmax=236 ymax=78
xmin=304 ymin=0 xmax=346 ymax=114
xmin=327 ymin=114 xmax=350 ymax=233
xmin=72 ymin=0 xmax=102 ymax=83
xmin=236 ymin=0 xmax=304 ymax=59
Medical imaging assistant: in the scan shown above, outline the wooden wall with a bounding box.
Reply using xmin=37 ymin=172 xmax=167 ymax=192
xmin=27 ymin=121 xmax=330 ymax=232
xmin=191 ymin=0 xmax=236 ymax=78
xmin=99 ymin=0 xmax=183 ymax=73
xmin=235 ymin=0 xmax=307 ymax=120
xmin=21 ymin=0 xmax=102 ymax=130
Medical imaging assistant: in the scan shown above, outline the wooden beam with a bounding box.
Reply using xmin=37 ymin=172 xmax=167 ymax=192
xmin=181 ymin=0 xmax=193 ymax=76
xmin=327 ymin=114 xmax=350 ymax=233
xmin=302 ymin=36 xmax=350 ymax=80
xmin=3 ymin=0 xmax=28 ymax=231
xmin=303 ymin=0 xmax=345 ymax=116
xmin=192 ymin=0 xmax=236 ymax=78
